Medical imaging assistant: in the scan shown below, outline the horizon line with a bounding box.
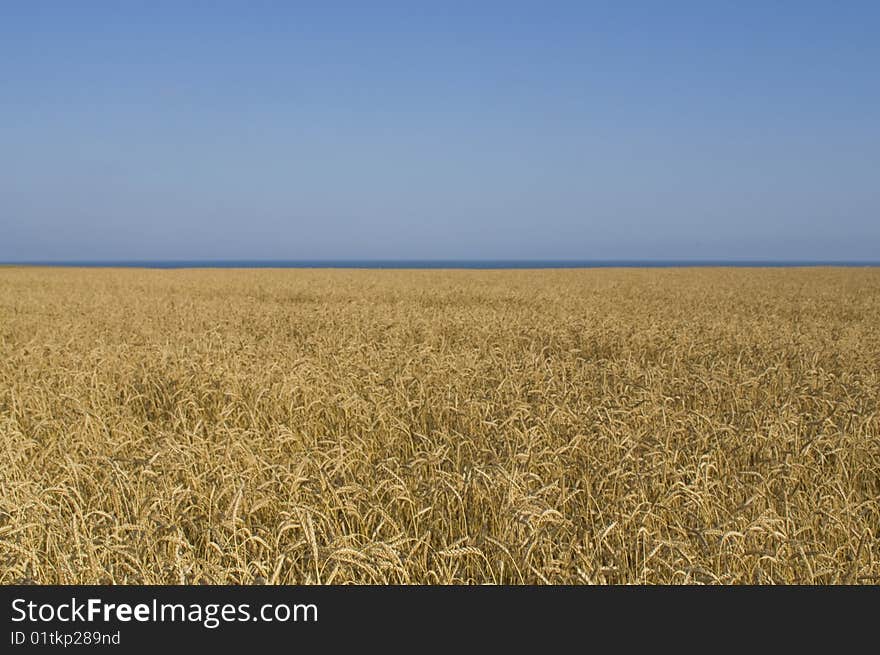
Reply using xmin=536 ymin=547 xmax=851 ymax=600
xmin=3 ymin=258 xmax=880 ymax=270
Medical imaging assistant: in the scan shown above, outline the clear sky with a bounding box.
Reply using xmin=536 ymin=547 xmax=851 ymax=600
xmin=2 ymin=1 xmax=878 ymax=261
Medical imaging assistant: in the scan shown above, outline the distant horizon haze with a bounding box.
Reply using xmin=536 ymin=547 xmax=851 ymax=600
xmin=3 ymin=259 xmax=879 ymax=270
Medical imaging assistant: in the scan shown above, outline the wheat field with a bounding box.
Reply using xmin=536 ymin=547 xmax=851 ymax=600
xmin=1 ymin=266 xmax=878 ymax=584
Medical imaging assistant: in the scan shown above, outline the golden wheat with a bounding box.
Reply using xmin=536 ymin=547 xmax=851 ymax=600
xmin=1 ymin=266 xmax=878 ymax=584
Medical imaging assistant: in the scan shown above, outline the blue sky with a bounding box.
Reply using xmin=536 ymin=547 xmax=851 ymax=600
xmin=2 ymin=2 xmax=878 ymax=261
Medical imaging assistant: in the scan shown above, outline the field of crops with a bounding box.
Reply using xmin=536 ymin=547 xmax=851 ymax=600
xmin=1 ymin=266 xmax=878 ymax=584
